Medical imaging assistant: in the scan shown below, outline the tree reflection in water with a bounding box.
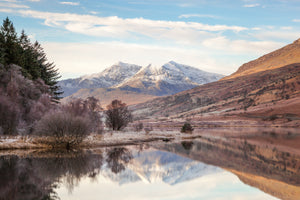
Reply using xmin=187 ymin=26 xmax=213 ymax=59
xmin=0 ymin=150 xmax=103 ymax=200
xmin=0 ymin=147 xmax=134 ymax=200
xmin=106 ymin=148 xmax=133 ymax=174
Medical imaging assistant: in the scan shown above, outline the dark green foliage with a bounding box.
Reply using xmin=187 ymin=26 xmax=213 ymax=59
xmin=0 ymin=17 xmax=62 ymax=101
xmin=181 ymin=122 xmax=194 ymax=133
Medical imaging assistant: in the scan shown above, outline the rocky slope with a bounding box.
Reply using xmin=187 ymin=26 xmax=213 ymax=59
xmin=223 ymin=38 xmax=300 ymax=80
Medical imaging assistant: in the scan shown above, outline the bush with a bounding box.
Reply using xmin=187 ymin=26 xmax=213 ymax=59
xmin=134 ymin=122 xmax=143 ymax=132
xmin=34 ymin=111 xmax=91 ymax=149
xmin=181 ymin=123 xmax=194 ymax=133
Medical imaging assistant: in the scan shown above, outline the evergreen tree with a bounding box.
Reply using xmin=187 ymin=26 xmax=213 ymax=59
xmin=0 ymin=17 xmax=62 ymax=101
xmin=0 ymin=17 xmax=20 ymax=66
xmin=32 ymin=41 xmax=62 ymax=101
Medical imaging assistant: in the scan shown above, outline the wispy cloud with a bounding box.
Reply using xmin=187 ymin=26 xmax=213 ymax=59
xmin=0 ymin=2 xmax=29 ymax=8
xmin=202 ymin=36 xmax=283 ymax=54
xmin=2 ymin=9 xmax=247 ymax=46
xmin=0 ymin=0 xmax=18 ymax=2
xmin=243 ymin=3 xmax=260 ymax=7
xmin=178 ymin=3 xmax=194 ymax=8
xmin=178 ymin=14 xmax=219 ymax=19
xmin=293 ymin=19 xmax=300 ymax=22
xmin=60 ymin=1 xmax=79 ymax=6
xmin=89 ymin=11 xmax=98 ymax=15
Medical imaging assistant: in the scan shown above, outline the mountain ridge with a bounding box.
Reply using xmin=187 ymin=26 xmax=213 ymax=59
xmin=60 ymin=61 xmax=224 ymax=105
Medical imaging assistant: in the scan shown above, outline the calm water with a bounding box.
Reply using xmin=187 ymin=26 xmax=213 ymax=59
xmin=1 ymin=134 xmax=300 ymax=200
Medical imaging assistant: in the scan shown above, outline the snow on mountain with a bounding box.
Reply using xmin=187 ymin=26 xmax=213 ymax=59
xmin=59 ymin=61 xmax=224 ymax=98
xmin=58 ymin=62 xmax=142 ymax=97
xmin=100 ymin=149 xmax=221 ymax=186
xmin=116 ymin=61 xmax=224 ymax=96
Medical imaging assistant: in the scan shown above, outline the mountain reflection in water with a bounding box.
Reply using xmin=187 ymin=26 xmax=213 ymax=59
xmin=0 ymin=136 xmax=299 ymax=200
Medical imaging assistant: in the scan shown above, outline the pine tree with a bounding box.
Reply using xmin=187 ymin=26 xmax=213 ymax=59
xmin=0 ymin=17 xmax=62 ymax=101
xmin=32 ymin=41 xmax=62 ymax=101
xmin=0 ymin=17 xmax=20 ymax=66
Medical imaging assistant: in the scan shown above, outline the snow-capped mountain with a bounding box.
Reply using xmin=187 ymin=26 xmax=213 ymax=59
xmin=100 ymin=149 xmax=221 ymax=186
xmin=59 ymin=62 xmax=142 ymax=97
xmin=116 ymin=61 xmax=224 ymax=95
xmin=59 ymin=61 xmax=224 ymax=99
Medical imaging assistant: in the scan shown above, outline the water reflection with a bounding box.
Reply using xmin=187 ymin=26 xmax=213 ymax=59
xmin=106 ymin=148 xmax=133 ymax=174
xmin=155 ymin=133 xmax=300 ymax=200
xmin=0 ymin=151 xmax=103 ymax=200
xmin=0 ymin=132 xmax=299 ymax=200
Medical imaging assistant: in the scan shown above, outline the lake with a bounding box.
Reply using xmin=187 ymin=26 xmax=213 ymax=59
xmin=0 ymin=129 xmax=299 ymax=200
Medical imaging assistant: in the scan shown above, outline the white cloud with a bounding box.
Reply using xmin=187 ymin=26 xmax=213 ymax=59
xmin=243 ymin=3 xmax=260 ymax=7
xmin=0 ymin=0 xmax=18 ymax=2
xmin=0 ymin=8 xmax=244 ymax=47
xmin=4 ymin=9 xmax=247 ymax=46
xmin=250 ymin=29 xmax=300 ymax=41
xmin=60 ymin=1 xmax=79 ymax=6
xmin=178 ymin=14 xmax=219 ymax=19
xmin=202 ymin=36 xmax=283 ymax=55
xmin=280 ymin=26 xmax=292 ymax=30
xmin=89 ymin=11 xmax=98 ymax=15
xmin=293 ymin=19 xmax=300 ymax=22
xmin=27 ymin=0 xmax=40 ymax=2
xmin=0 ymin=2 xmax=29 ymax=8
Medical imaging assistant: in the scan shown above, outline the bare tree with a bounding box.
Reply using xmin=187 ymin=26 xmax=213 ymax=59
xmin=105 ymin=100 xmax=132 ymax=131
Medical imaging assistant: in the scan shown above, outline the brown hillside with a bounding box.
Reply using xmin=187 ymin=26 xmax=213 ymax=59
xmin=132 ymin=63 xmax=300 ymax=124
xmin=222 ymin=38 xmax=300 ymax=80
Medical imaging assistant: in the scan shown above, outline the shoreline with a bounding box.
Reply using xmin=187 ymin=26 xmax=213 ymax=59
xmin=0 ymin=126 xmax=299 ymax=152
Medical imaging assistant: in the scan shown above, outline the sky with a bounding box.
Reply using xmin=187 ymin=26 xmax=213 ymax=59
xmin=0 ymin=0 xmax=300 ymax=79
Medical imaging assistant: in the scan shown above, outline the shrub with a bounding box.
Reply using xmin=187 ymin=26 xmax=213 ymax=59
xmin=181 ymin=123 xmax=194 ymax=133
xmin=134 ymin=122 xmax=143 ymax=132
xmin=34 ymin=111 xmax=91 ymax=149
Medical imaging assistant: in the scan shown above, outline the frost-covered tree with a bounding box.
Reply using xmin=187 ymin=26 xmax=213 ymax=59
xmin=0 ymin=64 xmax=53 ymax=135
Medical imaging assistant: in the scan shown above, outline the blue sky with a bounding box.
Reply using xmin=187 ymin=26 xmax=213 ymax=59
xmin=0 ymin=0 xmax=300 ymax=79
